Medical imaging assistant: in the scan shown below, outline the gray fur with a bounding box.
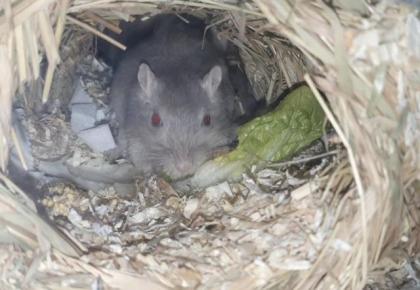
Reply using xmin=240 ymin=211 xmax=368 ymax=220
xmin=111 ymin=15 xmax=237 ymax=179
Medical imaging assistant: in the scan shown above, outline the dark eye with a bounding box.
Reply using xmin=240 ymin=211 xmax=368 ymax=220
xmin=202 ymin=114 xmax=211 ymax=126
xmin=151 ymin=112 xmax=162 ymax=127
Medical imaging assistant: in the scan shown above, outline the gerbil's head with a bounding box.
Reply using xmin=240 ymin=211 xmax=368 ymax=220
xmin=134 ymin=62 xmax=237 ymax=179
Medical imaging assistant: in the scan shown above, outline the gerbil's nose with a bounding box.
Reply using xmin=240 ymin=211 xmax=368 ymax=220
xmin=175 ymin=159 xmax=194 ymax=174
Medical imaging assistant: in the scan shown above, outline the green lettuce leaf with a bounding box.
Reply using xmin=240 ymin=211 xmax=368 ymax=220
xmin=190 ymin=85 xmax=326 ymax=187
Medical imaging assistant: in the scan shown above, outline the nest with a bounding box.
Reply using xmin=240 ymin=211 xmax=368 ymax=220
xmin=0 ymin=1 xmax=419 ymax=289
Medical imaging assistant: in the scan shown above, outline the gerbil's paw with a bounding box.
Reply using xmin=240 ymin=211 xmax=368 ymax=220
xmin=104 ymin=147 xmax=125 ymax=161
xmin=130 ymin=158 xmax=153 ymax=178
xmin=210 ymin=145 xmax=233 ymax=159
xmin=229 ymin=138 xmax=239 ymax=149
xmin=134 ymin=163 xmax=153 ymax=176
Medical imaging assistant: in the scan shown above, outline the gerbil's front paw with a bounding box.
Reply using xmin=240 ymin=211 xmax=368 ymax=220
xmin=104 ymin=147 xmax=125 ymax=161
xmin=229 ymin=138 xmax=239 ymax=149
xmin=209 ymin=138 xmax=239 ymax=159
xmin=134 ymin=162 xmax=153 ymax=176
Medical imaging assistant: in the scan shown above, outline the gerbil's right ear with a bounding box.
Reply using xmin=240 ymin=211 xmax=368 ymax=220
xmin=201 ymin=65 xmax=222 ymax=103
xmin=137 ymin=63 xmax=158 ymax=103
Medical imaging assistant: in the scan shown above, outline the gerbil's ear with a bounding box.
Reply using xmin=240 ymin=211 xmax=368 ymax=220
xmin=137 ymin=63 xmax=158 ymax=103
xmin=201 ymin=65 xmax=222 ymax=102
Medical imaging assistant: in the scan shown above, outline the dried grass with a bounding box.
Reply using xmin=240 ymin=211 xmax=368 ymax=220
xmin=0 ymin=0 xmax=418 ymax=289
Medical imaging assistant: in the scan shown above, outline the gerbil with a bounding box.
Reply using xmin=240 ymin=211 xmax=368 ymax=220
xmin=110 ymin=15 xmax=238 ymax=179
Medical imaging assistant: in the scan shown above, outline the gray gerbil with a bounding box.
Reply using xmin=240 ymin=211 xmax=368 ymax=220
xmin=110 ymin=15 xmax=238 ymax=179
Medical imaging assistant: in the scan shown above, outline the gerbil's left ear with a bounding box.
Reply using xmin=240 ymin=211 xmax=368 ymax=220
xmin=137 ymin=62 xmax=158 ymax=103
xmin=201 ymin=65 xmax=222 ymax=102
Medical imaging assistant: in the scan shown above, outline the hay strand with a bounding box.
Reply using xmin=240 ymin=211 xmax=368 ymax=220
xmin=54 ymin=0 xmax=71 ymax=46
xmin=0 ymin=0 xmax=56 ymax=34
xmin=305 ymin=73 xmax=369 ymax=285
xmin=67 ymin=15 xmax=127 ymax=50
xmin=14 ymin=24 xmax=28 ymax=84
xmin=37 ymin=9 xmax=60 ymax=65
xmin=84 ymin=10 xmax=122 ymax=34
xmin=40 ymin=0 xmax=70 ymax=103
xmin=23 ymin=19 xmax=41 ymax=79
xmin=10 ymin=128 xmax=28 ymax=171
xmin=41 ymin=63 xmax=55 ymax=103
xmin=39 ymin=7 xmax=61 ymax=102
